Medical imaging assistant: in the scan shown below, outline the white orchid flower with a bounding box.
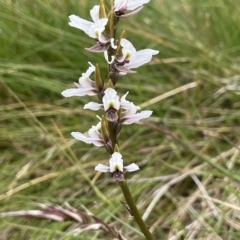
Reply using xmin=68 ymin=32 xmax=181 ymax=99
xmin=61 ymin=62 xmax=97 ymax=97
xmin=95 ymin=152 xmax=139 ymax=181
xmin=71 ymin=122 xmax=104 ymax=147
xmin=84 ymin=88 xmax=139 ymax=121
xmin=116 ymin=38 xmax=159 ymax=74
xmin=84 ymin=88 xmax=120 ymax=121
xmin=69 ymin=6 xmax=109 ymax=45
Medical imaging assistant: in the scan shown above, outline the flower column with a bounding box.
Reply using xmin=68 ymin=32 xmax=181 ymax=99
xmin=62 ymin=1 xmax=158 ymax=239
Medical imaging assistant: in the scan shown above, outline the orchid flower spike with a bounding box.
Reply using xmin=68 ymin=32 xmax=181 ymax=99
xmin=69 ymin=5 xmax=110 ymax=48
xmin=61 ymin=62 xmax=97 ymax=97
xmin=115 ymin=38 xmax=159 ymax=74
xmin=95 ymin=152 xmax=139 ymax=182
xmin=114 ymin=0 xmax=150 ymax=17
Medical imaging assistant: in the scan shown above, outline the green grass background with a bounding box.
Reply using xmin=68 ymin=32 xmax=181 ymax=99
xmin=1 ymin=0 xmax=240 ymax=239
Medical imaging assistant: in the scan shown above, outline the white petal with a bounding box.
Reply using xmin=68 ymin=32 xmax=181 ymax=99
xmin=124 ymin=163 xmax=140 ymax=172
xmin=62 ymin=63 xmax=96 ymax=97
xmin=127 ymin=49 xmax=159 ymax=69
xmin=121 ymin=38 xmax=136 ymax=55
xmin=120 ymin=92 xmax=140 ymax=110
xmin=71 ymin=132 xmax=91 ymax=142
xmin=61 ymin=88 xmax=96 ymax=97
xmin=104 ymin=88 xmax=117 ymax=95
xmin=90 ymin=5 xmax=100 ymax=22
xmin=110 ymin=38 xmax=117 ymax=49
xmin=88 ymin=18 xmax=108 ymax=39
xmin=116 ymin=39 xmax=137 ymax=63
xmin=88 ymin=122 xmax=102 ymax=139
xmin=79 ymin=62 xmax=95 ymax=86
xmin=119 ymin=6 xmax=144 ymax=17
xmin=127 ymin=0 xmax=150 ymax=11
xmin=68 ymin=15 xmax=92 ymax=35
xmin=120 ymin=91 xmax=129 ymax=101
xmin=109 ymin=152 xmax=124 ymax=172
xmin=84 ymin=102 xmax=103 ymax=111
xmin=98 ymin=33 xmax=111 ymax=44
xmin=114 ymin=0 xmax=128 ymax=11
xmin=122 ymin=110 xmax=152 ymax=124
xmin=102 ymin=88 xmax=120 ymax=111
xmin=104 ymin=51 xmax=115 ymax=64
xmin=95 ymin=164 xmax=110 ymax=172
xmin=71 ymin=132 xmax=104 ymax=147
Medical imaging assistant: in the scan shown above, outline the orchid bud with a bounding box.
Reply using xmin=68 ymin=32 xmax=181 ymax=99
xmin=107 ymin=79 xmax=114 ymax=88
xmin=95 ymin=63 xmax=104 ymax=92
xmin=116 ymin=30 xmax=126 ymax=56
xmin=99 ymin=0 xmax=107 ymax=19
xmin=105 ymin=11 xmax=115 ymax=37
xmin=101 ymin=115 xmax=109 ymax=143
xmin=114 ymin=144 xmax=120 ymax=153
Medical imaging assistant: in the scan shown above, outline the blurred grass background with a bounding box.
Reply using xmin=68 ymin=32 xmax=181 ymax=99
xmin=1 ymin=0 xmax=240 ymax=239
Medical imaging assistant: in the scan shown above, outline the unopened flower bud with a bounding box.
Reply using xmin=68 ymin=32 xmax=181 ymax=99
xmin=99 ymin=0 xmax=108 ymax=19
xmin=104 ymin=141 xmax=113 ymax=154
xmin=95 ymin=64 xmax=104 ymax=92
xmin=107 ymin=79 xmax=114 ymax=88
xmin=113 ymin=144 xmax=120 ymax=153
xmin=105 ymin=11 xmax=115 ymax=37
xmin=115 ymin=122 xmax=122 ymax=137
xmin=101 ymin=115 xmax=110 ymax=143
xmin=116 ymin=30 xmax=126 ymax=56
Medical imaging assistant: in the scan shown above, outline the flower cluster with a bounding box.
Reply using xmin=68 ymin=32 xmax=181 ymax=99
xmin=62 ymin=0 xmax=158 ymax=181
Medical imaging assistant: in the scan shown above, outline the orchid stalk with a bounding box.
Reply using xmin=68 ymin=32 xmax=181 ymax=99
xmin=63 ymin=0 xmax=157 ymax=239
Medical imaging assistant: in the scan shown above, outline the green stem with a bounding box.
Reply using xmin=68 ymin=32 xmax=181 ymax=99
xmin=118 ymin=180 xmax=155 ymax=240
xmin=108 ymin=120 xmax=117 ymax=152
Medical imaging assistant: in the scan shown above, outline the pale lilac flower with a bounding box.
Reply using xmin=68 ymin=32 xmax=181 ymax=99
xmin=116 ymin=38 xmax=159 ymax=74
xmin=120 ymin=108 xmax=153 ymax=125
xmin=84 ymin=88 xmax=139 ymax=121
xmin=61 ymin=62 xmax=97 ymax=97
xmin=114 ymin=0 xmax=150 ymax=17
xmin=71 ymin=122 xmax=104 ymax=147
xmin=95 ymin=152 xmax=139 ymax=181
xmin=69 ymin=6 xmax=109 ymax=45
